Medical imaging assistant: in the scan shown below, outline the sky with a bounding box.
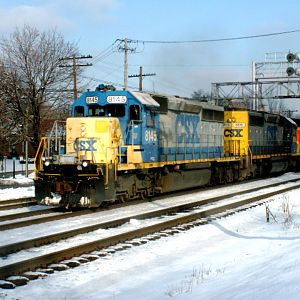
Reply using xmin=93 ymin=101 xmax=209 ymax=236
xmin=1 ymin=0 xmax=300 ymax=102
xmin=1 ymin=172 xmax=300 ymax=299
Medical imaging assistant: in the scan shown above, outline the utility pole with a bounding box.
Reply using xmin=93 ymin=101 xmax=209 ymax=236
xmin=117 ymin=38 xmax=137 ymax=90
xmin=128 ymin=66 xmax=156 ymax=91
xmin=59 ymin=55 xmax=92 ymax=99
xmin=124 ymin=38 xmax=128 ymax=91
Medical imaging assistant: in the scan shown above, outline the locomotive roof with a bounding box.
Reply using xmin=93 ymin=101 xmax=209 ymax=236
xmin=130 ymin=91 xmax=160 ymax=108
xmin=136 ymin=92 xmax=223 ymax=114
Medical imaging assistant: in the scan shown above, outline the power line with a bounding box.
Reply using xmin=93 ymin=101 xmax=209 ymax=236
xmin=129 ymin=64 xmax=250 ymax=68
xmin=128 ymin=66 xmax=156 ymax=91
xmin=90 ymin=45 xmax=116 ymax=64
xmin=127 ymin=29 xmax=300 ymax=44
xmin=90 ymin=43 xmax=115 ymax=62
xmin=82 ymin=75 xmax=138 ymax=90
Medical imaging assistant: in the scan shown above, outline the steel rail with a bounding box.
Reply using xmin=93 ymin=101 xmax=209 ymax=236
xmin=0 ymin=210 xmax=90 ymax=231
xmin=0 ymin=182 xmax=300 ymax=280
xmin=0 ymin=197 xmax=36 ymax=211
xmin=0 ymin=207 xmax=57 ymax=222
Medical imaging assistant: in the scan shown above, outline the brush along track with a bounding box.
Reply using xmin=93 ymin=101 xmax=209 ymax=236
xmin=1 ymin=176 xmax=300 ymax=232
xmin=0 ymin=179 xmax=300 ymax=287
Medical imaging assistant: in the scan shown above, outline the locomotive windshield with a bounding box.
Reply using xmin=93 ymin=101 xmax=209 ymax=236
xmin=73 ymin=104 xmax=126 ymax=117
xmin=88 ymin=104 xmax=126 ymax=117
xmin=88 ymin=105 xmax=105 ymax=116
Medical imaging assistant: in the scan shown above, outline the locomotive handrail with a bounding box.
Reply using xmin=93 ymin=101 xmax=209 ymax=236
xmin=34 ymin=137 xmax=48 ymax=178
xmin=125 ymin=120 xmax=142 ymax=145
xmin=248 ymin=144 xmax=253 ymax=165
xmin=47 ymin=121 xmax=66 ymax=156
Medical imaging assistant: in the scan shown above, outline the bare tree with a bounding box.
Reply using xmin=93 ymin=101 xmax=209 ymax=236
xmin=0 ymin=25 xmax=79 ymax=151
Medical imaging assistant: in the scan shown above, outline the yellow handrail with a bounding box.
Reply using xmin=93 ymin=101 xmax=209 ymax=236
xmin=34 ymin=137 xmax=48 ymax=178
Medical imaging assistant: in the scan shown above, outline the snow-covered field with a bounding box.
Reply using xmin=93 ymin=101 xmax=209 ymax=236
xmin=1 ymin=174 xmax=300 ymax=300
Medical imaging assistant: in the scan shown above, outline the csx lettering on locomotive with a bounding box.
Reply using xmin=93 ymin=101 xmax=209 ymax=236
xmin=224 ymin=129 xmax=243 ymax=137
xmin=73 ymin=139 xmax=97 ymax=151
xmin=175 ymin=114 xmax=200 ymax=143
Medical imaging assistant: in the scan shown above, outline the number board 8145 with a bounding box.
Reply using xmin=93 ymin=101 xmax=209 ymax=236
xmin=107 ymin=96 xmax=127 ymax=103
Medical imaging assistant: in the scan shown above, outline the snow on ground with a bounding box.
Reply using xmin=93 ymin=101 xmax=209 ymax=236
xmin=1 ymin=173 xmax=300 ymax=299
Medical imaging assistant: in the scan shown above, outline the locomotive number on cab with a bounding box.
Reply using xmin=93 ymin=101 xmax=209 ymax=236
xmin=145 ymin=129 xmax=157 ymax=142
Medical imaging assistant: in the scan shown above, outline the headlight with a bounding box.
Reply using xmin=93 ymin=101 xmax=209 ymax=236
xmin=44 ymin=160 xmax=51 ymax=167
xmin=82 ymin=160 xmax=89 ymax=168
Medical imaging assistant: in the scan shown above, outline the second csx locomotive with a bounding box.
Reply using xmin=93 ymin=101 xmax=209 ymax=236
xmin=34 ymin=84 xmax=300 ymax=208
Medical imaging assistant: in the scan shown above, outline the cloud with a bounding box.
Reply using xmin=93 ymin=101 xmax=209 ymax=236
xmin=0 ymin=5 xmax=73 ymax=35
xmin=0 ymin=0 xmax=119 ymax=36
xmin=55 ymin=0 xmax=118 ymax=10
xmin=52 ymin=0 xmax=119 ymax=24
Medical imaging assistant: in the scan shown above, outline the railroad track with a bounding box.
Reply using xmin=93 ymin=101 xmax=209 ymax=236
xmin=1 ymin=176 xmax=300 ymax=231
xmin=0 ymin=177 xmax=300 ymax=289
xmin=0 ymin=197 xmax=36 ymax=210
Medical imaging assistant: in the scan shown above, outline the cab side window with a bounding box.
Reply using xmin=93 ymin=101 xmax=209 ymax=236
xmin=146 ymin=110 xmax=155 ymax=127
xmin=129 ymin=105 xmax=140 ymax=121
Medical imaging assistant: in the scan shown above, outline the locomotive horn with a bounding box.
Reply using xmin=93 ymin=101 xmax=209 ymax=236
xmin=286 ymin=67 xmax=295 ymax=76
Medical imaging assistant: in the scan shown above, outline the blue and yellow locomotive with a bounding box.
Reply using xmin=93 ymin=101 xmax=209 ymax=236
xmin=34 ymin=85 xmax=300 ymax=208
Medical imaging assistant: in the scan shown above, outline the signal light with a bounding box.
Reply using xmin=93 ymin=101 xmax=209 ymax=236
xmin=286 ymin=52 xmax=300 ymax=62
xmin=286 ymin=52 xmax=300 ymax=76
xmin=286 ymin=67 xmax=300 ymax=76
xmin=287 ymin=67 xmax=294 ymax=76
